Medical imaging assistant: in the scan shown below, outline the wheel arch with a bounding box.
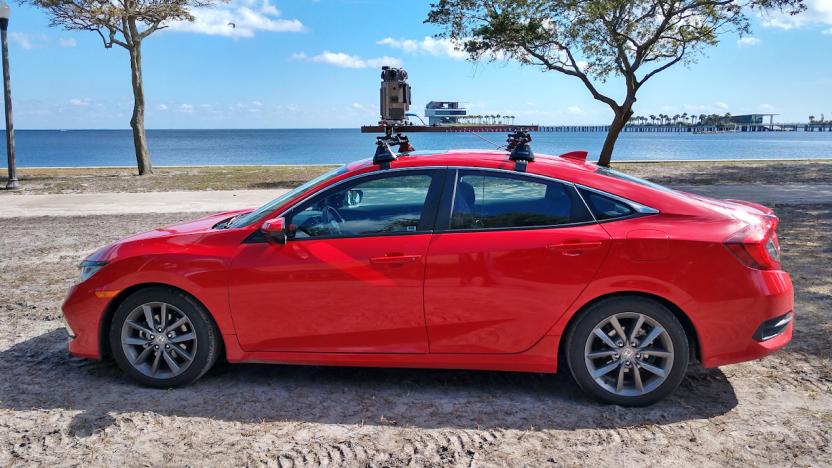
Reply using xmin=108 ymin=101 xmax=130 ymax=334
xmin=557 ymin=291 xmax=701 ymax=364
xmin=98 ymin=282 xmax=223 ymax=359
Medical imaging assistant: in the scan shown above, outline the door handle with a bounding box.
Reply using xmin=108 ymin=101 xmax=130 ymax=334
xmin=370 ymin=254 xmax=423 ymax=265
xmin=547 ymin=241 xmax=603 ymax=256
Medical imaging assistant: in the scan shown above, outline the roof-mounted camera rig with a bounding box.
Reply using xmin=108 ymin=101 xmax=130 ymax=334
xmin=372 ymin=66 xmax=415 ymax=167
xmin=506 ymin=129 xmax=534 ymax=171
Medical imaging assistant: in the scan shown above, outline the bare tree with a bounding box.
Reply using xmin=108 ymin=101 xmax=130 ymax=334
xmin=427 ymin=0 xmax=805 ymax=166
xmin=25 ymin=0 xmax=224 ymax=175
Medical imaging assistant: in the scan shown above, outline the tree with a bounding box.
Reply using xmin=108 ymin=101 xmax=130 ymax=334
xmin=26 ymin=0 xmax=224 ymax=175
xmin=427 ymin=0 xmax=805 ymax=166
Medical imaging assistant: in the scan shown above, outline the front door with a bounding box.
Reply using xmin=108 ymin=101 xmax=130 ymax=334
xmin=424 ymin=169 xmax=611 ymax=353
xmin=230 ymin=169 xmax=445 ymax=353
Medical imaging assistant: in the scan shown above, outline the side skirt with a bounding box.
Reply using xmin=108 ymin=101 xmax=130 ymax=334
xmin=222 ymin=334 xmax=560 ymax=374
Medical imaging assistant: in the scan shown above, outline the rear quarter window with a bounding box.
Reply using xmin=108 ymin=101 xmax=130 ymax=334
xmin=578 ymin=188 xmax=636 ymax=221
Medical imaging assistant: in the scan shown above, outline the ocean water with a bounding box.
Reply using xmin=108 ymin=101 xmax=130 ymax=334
xmin=3 ymin=129 xmax=832 ymax=168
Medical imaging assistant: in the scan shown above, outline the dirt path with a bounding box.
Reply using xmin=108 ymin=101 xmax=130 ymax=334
xmin=0 ymin=207 xmax=830 ymax=466
xmin=2 ymin=184 xmax=831 ymax=218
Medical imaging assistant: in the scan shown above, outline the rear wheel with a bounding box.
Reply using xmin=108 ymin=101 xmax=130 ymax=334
xmin=109 ymin=287 xmax=220 ymax=388
xmin=566 ymin=296 xmax=689 ymax=406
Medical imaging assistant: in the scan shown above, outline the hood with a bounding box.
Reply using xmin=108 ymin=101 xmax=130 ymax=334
xmin=85 ymin=209 xmax=253 ymax=262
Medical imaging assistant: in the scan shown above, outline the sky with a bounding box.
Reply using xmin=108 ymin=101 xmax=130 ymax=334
xmin=6 ymin=0 xmax=832 ymax=129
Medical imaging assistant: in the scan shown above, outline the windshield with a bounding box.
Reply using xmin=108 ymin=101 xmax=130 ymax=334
xmin=227 ymin=165 xmax=348 ymax=228
xmin=595 ymin=167 xmax=676 ymax=194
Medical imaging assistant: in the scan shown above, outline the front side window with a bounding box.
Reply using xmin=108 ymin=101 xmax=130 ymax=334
xmin=288 ymin=171 xmax=438 ymax=238
xmin=450 ymin=170 xmax=592 ymax=230
xmin=228 ymin=165 xmax=348 ymax=228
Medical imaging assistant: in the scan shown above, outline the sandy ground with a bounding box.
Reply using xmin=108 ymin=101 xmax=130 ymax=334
xmin=3 ymin=160 xmax=832 ymax=195
xmin=0 ymin=205 xmax=830 ymax=466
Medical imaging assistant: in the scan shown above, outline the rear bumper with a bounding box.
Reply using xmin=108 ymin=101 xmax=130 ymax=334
xmin=699 ymin=270 xmax=794 ymax=368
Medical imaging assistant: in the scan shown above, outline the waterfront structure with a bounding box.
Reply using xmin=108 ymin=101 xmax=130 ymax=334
xmin=424 ymin=101 xmax=467 ymax=125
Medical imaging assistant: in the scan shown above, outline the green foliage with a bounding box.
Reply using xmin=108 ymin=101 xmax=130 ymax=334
xmin=428 ymin=0 xmax=803 ymax=94
xmin=22 ymin=0 xmax=226 ymax=48
xmin=427 ymin=0 xmax=804 ymax=164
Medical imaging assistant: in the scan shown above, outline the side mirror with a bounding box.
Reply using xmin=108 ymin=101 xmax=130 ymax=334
xmin=261 ymin=217 xmax=287 ymax=244
xmin=345 ymin=189 xmax=363 ymax=207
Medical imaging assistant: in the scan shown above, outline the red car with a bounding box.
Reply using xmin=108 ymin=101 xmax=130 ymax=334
xmin=62 ymin=146 xmax=793 ymax=406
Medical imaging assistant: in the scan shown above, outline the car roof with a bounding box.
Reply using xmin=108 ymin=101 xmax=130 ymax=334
xmin=342 ymin=149 xmax=714 ymax=217
xmin=345 ymin=149 xmax=600 ymax=181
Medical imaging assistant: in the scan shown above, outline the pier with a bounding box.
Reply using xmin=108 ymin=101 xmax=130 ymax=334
xmin=539 ymin=123 xmax=832 ymax=133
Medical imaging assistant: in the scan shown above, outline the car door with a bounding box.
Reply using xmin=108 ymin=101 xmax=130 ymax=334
xmin=424 ymin=169 xmax=612 ymax=354
xmin=229 ymin=168 xmax=446 ymax=353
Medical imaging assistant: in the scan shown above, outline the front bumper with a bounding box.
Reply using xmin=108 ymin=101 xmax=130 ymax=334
xmin=62 ymin=282 xmax=114 ymax=360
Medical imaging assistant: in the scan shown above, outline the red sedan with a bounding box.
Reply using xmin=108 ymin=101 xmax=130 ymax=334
xmin=62 ymin=147 xmax=793 ymax=405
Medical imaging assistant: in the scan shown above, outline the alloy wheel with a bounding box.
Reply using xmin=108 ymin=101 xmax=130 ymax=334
xmin=120 ymin=302 xmax=197 ymax=379
xmin=584 ymin=312 xmax=675 ymax=397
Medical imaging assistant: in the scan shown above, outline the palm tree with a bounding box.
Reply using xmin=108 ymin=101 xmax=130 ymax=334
xmin=681 ymin=112 xmax=689 ymax=125
xmin=809 ymin=115 xmax=816 ymax=124
xmin=649 ymin=114 xmax=656 ymax=125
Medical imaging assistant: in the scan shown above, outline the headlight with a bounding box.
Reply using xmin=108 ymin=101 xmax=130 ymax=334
xmin=78 ymin=260 xmax=108 ymax=283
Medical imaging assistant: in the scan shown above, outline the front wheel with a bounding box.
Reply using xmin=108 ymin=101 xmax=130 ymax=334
xmin=109 ymin=287 xmax=220 ymax=388
xmin=565 ymin=296 xmax=689 ymax=406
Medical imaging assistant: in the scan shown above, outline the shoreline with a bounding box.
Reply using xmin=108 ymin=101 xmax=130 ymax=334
xmin=3 ymin=159 xmax=832 ymax=195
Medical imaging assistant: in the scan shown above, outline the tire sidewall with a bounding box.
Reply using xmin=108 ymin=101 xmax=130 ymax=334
xmin=566 ymin=296 xmax=689 ymax=406
xmin=109 ymin=286 xmax=219 ymax=388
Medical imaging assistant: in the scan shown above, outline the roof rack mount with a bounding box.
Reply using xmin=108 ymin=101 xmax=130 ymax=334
xmin=506 ymin=129 xmax=534 ymax=171
xmin=372 ymin=125 xmax=415 ymax=167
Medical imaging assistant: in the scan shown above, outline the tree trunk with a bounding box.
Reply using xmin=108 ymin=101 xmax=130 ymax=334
xmin=597 ymin=105 xmax=634 ymax=167
xmin=128 ymin=41 xmax=152 ymax=175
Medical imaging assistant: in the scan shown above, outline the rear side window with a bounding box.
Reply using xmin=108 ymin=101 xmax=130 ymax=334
xmin=579 ymin=188 xmax=635 ymax=220
xmin=450 ymin=170 xmax=593 ymax=230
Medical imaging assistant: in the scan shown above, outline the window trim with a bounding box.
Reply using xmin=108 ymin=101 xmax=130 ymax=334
xmin=242 ymin=165 xmax=660 ymax=242
xmin=275 ymin=167 xmax=447 ymax=242
xmin=436 ymin=168 xmax=598 ymax=233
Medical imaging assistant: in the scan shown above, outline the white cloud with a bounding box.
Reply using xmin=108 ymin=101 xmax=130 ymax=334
xmin=167 ymin=0 xmax=304 ymax=39
xmin=69 ymin=98 xmax=91 ymax=107
xmin=180 ymin=104 xmax=194 ymax=113
xmin=715 ymin=101 xmax=729 ymax=110
xmin=58 ymin=37 xmax=77 ymax=48
xmin=294 ymin=50 xmax=402 ymax=69
xmin=157 ymin=104 xmax=169 ymax=111
xmin=566 ymin=105 xmax=583 ymax=114
xmin=737 ymin=36 xmax=761 ymax=46
xmin=760 ymin=0 xmax=832 ymax=31
xmin=377 ymin=36 xmax=468 ymax=60
xmin=9 ymin=33 xmax=48 ymax=50
xmin=823 ymin=27 xmax=832 ymax=34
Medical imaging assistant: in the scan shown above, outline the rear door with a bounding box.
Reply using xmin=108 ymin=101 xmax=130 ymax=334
xmin=424 ymin=169 xmax=611 ymax=354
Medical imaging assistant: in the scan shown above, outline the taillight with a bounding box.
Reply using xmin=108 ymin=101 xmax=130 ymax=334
xmin=724 ymin=216 xmax=781 ymax=270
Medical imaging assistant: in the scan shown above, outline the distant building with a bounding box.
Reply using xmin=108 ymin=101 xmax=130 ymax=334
xmin=729 ymin=114 xmax=777 ymax=125
xmin=425 ymin=101 xmax=467 ymax=126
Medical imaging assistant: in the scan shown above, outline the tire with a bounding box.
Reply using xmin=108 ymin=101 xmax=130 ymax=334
xmin=109 ymin=286 xmax=221 ymax=388
xmin=565 ymin=296 xmax=689 ymax=406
